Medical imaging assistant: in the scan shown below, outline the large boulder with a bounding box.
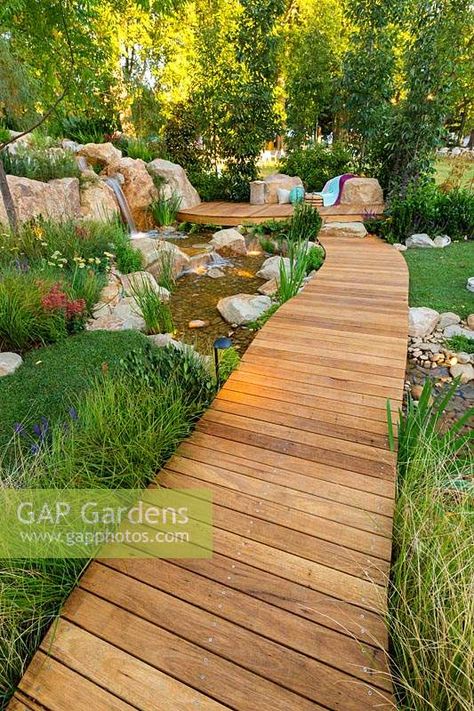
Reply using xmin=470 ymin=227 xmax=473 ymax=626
xmin=210 ymin=228 xmax=247 ymax=256
xmin=256 ymin=255 xmax=290 ymax=283
xmin=406 ymin=234 xmax=435 ymax=248
xmin=108 ymin=157 xmax=157 ymax=230
xmin=78 ymin=142 xmax=122 ymax=167
xmin=133 ymin=237 xmax=190 ymax=278
xmin=0 ymin=175 xmax=80 ymax=225
xmin=80 ymin=178 xmax=119 ymax=221
xmin=408 ymin=307 xmax=440 ymax=338
xmin=339 ymin=178 xmax=384 ymax=207
xmin=252 ymin=173 xmax=303 ymax=205
xmin=217 ymin=293 xmax=272 ymax=325
xmin=147 ymin=158 xmax=200 ymax=209
xmin=319 ymin=222 xmax=367 ymax=239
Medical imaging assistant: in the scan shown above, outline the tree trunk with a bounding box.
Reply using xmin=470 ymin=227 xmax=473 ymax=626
xmin=0 ymin=154 xmax=18 ymax=233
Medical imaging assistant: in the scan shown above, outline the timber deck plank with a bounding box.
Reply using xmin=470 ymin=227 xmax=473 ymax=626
xmin=11 ymin=231 xmax=407 ymax=710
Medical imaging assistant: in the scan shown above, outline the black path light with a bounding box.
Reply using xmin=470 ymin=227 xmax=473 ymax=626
xmin=213 ymin=336 xmax=232 ymax=388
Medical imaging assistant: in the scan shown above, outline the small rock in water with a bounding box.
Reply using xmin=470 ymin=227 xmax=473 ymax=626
xmin=258 ymin=278 xmax=278 ymax=296
xmin=207 ymin=267 xmax=226 ymax=279
xmin=188 ymin=319 xmax=209 ymax=329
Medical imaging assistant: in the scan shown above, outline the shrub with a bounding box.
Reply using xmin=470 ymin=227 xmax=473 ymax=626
xmin=306 ymin=244 xmax=325 ymax=273
xmin=0 ymin=145 xmax=80 ymax=182
xmin=149 ymin=191 xmax=182 ymax=226
xmin=371 ymin=182 xmax=474 ymax=243
xmin=388 ymin=381 xmax=473 ymax=710
xmin=188 ymin=168 xmax=251 ymax=202
xmin=119 ymin=343 xmax=215 ymax=409
xmin=55 ymin=116 xmax=118 ymax=144
xmin=287 ymin=202 xmax=322 ymax=243
xmin=0 ymin=271 xmax=78 ymax=351
xmin=114 ymin=136 xmax=163 ymax=163
xmin=0 ymin=218 xmax=136 ymax=274
xmin=280 ymin=143 xmax=354 ymax=192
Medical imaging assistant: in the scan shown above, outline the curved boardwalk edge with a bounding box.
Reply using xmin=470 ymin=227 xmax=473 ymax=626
xmin=10 ymin=233 xmax=408 ymax=711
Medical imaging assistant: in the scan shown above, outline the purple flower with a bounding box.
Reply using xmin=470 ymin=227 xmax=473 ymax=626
xmin=13 ymin=422 xmax=24 ymax=435
xmin=32 ymin=423 xmax=42 ymax=437
xmin=30 ymin=444 xmax=40 ymax=455
xmin=69 ymin=407 xmax=78 ymax=421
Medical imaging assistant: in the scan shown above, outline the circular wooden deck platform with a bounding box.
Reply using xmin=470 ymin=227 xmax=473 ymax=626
xmin=178 ymin=200 xmax=384 ymax=226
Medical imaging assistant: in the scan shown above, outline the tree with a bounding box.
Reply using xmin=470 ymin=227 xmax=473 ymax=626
xmin=283 ymin=0 xmax=346 ymax=147
xmin=382 ymin=0 xmax=474 ymax=194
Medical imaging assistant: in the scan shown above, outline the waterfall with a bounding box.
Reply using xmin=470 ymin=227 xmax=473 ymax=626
xmin=104 ymin=176 xmax=138 ymax=235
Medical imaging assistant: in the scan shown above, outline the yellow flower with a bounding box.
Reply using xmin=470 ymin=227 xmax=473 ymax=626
xmin=103 ymin=251 xmax=115 ymax=258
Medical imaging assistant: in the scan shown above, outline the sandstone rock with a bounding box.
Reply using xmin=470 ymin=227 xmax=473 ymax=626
xmin=78 ymin=142 xmax=122 ymax=167
xmin=80 ymin=179 xmax=119 ymax=221
xmin=450 ymin=363 xmax=474 ymax=384
xmin=0 ymin=175 xmax=81 ymax=225
xmin=110 ymin=297 xmax=146 ymax=331
xmin=393 ymin=243 xmax=407 ymax=251
xmin=148 ymin=333 xmax=179 ymax=348
xmin=147 ymin=158 xmax=200 ymax=209
xmin=250 ymin=181 xmax=266 ymax=205
xmin=467 ymin=277 xmax=474 ymax=293
xmin=133 ymin=238 xmax=190 ymax=278
xmin=108 ymin=157 xmax=157 ymax=230
xmin=0 ymin=352 xmax=23 ymax=377
xmin=217 ymin=294 xmax=272 ymax=325
xmin=258 ymin=278 xmax=278 ymax=296
xmin=410 ymin=384 xmax=424 ymax=400
xmin=319 ymin=222 xmax=367 ymax=239
xmin=408 ymin=307 xmax=440 ymax=338
xmin=457 ymin=352 xmax=471 ymax=364
xmin=444 ymin=324 xmax=474 ymax=340
xmin=438 ymin=312 xmax=461 ymax=330
xmin=210 ymin=228 xmax=247 ymax=256
xmin=120 ymin=271 xmax=170 ymax=301
xmin=467 ymin=314 xmax=474 ymax=329
xmin=188 ymin=319 xmax=209 ymax=329
xmin=339 ymin=178 xmax=384 ymax=207
xmin=406 ymin=234 xmax=435 ymax=248
xmin=188 ymin=253 xmax=212 ymax=271
xmin=433 ymin=235 xmax=451 ymax=248
xmin=256 ymin=174 xmax=303 ymax=205
xmin=257 ymin=255 xmax=290 ymax=282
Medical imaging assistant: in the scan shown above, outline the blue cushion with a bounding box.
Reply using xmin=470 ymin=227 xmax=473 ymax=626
xmin=289 ymin=186 xmax=305 ymax=204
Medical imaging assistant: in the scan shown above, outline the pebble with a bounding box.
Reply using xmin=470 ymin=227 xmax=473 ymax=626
xmin=188 ymin=319 xmax=209 ymax=329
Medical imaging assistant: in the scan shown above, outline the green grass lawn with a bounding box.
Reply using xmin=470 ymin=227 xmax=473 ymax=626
xmin=434 ymin=157 xmax=474 ymax=188
xmin=0 ymin=329 xmax=150 ymax=454
xmin=404 ymin=241 xmax=474 ymax=319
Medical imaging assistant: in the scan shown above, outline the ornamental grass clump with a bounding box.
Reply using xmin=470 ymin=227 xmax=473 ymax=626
xmin=150 ymin=190 xmax=182 ymax=226
xmin=0 ymin=343 xmax=212 ymax=705
xmin=388 ymin=380 xmax=474 ymax=711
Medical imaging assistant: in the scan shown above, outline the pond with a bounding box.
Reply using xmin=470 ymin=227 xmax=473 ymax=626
xmin=167 ymin=231 xmax=268 ymax=354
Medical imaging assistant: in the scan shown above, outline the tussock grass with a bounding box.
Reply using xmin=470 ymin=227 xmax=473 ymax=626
xmin=389 ymin=381 xmax=473 ymax=710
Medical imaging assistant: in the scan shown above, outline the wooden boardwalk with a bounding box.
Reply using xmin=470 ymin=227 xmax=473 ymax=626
xmin=178 ymin=200 xmax=384 ymax=226
xmin=10 ymin=232 xmax=408 ymax=711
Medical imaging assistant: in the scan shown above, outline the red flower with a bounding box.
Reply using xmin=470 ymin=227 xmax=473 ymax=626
xmin=41 ymin=283 xmax=86 ymax=320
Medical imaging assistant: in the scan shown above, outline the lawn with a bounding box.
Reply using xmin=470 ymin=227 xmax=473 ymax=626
xmin=434 ymin=157 xmax=474 ymax=188
xmin=404 ymin=242 xmax=474 ymax=319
